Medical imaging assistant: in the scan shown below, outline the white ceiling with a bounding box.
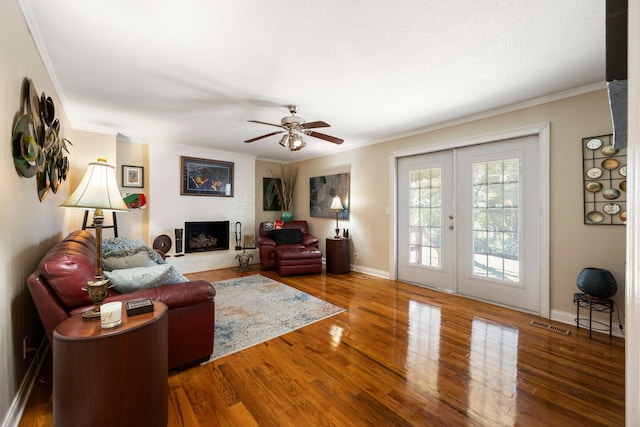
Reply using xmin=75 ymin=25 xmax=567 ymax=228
xmin=19 ymin=0 xmax=606 ymax=162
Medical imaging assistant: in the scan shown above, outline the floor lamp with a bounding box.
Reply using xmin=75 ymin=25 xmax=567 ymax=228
xmin=60 ymin=158 xmax=129 ymax=319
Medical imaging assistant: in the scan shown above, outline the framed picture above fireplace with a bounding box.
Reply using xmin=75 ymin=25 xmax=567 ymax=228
xmin=181 ymin=156 xmax=234 ymax=197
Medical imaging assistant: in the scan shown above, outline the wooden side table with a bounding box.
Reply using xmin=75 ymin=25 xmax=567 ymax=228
xmin=53 ymin=301 xmax=168 ymax=427
xmin=326 ymin=237 xmax=351 ymax=274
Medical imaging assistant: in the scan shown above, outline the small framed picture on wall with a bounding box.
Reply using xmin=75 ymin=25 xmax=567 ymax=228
xmin=122 ymin=165 xmax=144 ymax=188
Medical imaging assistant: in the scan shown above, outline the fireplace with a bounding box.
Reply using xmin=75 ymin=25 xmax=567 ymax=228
xmin=184 ymin=221 xmax=229 ymax=253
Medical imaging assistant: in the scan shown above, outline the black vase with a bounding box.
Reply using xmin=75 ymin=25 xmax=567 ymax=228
xmin=577 ymin=267 xmax=617 ymax=299
xmin=175 ymin=228 xmax=183 ymax=254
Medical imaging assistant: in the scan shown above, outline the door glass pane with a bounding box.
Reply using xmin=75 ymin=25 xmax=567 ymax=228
xmin=471 ymin=159 xmax=520 ymax=282
xmin=408 ymin=167 xmax=442 ymax=268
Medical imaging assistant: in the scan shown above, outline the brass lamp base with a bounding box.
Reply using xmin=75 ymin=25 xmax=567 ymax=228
xmin=82 ymin=307 xmax=102 ymax=321
xmin=81 ymin=278 xmax=112 ymax=321
xmin=334 ymin=228 xmax=341 ymax=238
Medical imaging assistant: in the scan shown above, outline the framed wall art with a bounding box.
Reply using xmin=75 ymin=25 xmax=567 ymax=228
xmin=181 ymin=156 xmax=234 ymax=197
xmin=582 ymin=134 xmax=626 ymax=225
xmin=122 ymin=165 xmax=144 ymax=188
xmin=263 ymin=177 xmax=282 ymax=211
xmin=310 ymin=172 xmax=350 ymax=219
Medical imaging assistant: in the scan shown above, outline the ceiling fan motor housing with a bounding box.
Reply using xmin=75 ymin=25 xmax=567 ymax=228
xmin=281 ymin=115 xmax=304 ymax=127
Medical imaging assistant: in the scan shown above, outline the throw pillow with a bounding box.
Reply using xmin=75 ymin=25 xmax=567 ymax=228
xmin=102 ymin=246 xmax=166 ymax=271
xmin=267 ymin=228 xmax=302 ymax=245
xmin=102 ymin=236 xmax=146 ymax=253
xmin=263 ymin=221 xmax=275 ymax=232
xmin=274 ymin=220 xmax=283 ymax=230
xmin=104 ymin=264 xmax=189 ymax=293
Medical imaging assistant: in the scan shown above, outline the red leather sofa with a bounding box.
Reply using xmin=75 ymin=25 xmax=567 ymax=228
xmin=258 ymin=220 xmax=321 ymax=274
xmin=27 ymin=230 xmax=215 ymax=370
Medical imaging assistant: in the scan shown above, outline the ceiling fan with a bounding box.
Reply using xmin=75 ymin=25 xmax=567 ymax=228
xmin=245 ymin=105 xmax=344 ymax=151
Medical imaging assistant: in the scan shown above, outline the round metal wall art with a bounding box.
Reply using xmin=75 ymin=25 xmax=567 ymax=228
xmin=602 ymin=188 xmax=620 ymax=200
xmin=582 ymin=134 xmax=626 ymax=225
xmin=585 ymin=181 xmax=602 ymax=193
xmin=12 ymin=78 xmax=71 ymax=201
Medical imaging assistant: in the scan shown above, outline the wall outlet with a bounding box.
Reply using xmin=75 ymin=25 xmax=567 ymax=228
xmin=354 ymin=251 xmax=359 ymax=260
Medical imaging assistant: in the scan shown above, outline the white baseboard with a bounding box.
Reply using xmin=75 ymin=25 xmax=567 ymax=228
xmin=1 ymin=338 xmax=48 ymax=427
xmin=350 ymin=264 xmax=390 ymax=279
xmin=551 ymin=308 xmax=625 ymax=339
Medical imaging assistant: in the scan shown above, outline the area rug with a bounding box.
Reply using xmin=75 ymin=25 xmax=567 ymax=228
xmin=204 ymin=274 xmax=345 ymax=363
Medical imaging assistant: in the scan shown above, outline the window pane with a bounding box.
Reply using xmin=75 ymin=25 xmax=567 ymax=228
xmin=471 ymin=158 xmax=520 ymax=282
xmin=408 ymin=167 xmax=442 ymax=268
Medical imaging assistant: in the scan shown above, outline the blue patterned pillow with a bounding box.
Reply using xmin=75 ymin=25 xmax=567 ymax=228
xmin=102 ymin=246 xmax=166 ymax=271
xmin=104 ymin=264 xmax=189 ymax=293
xmin=102 ymin=236 xmax=146 ymax=253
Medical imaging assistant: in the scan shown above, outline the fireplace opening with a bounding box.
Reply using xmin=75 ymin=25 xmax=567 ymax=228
xmin=184 ymin=221 xmax=229 ymax=253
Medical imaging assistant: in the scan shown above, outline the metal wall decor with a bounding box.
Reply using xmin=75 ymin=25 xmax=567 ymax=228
xmin=11 ymin=78 xmax=71 ymax=201
xmin=582 ymin=134 xmax=627 ymax=225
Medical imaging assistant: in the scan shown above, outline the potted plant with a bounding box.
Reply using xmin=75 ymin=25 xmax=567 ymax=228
xmin=270 ymin=164 xmax=298 ymax=221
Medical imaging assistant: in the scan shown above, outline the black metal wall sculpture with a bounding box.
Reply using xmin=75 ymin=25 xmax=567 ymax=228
xmin=11 ymin=77 xmax=71 ymax=201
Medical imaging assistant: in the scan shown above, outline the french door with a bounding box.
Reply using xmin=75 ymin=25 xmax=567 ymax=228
xmin=397 ymin=135 xmax=541 ymax=313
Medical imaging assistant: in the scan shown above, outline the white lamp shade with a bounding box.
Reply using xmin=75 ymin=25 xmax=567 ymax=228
xmin=330 ymin=196 xmax=344 ymax=211
xmin=60 ymin=158 xmax=129 ymax=211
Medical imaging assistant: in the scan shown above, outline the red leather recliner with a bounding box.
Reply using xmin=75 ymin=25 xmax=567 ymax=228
xmin=27 ymin=230 xmax=215 ymax=370
xmin=258 ymin=221 xmax=320 ymax=271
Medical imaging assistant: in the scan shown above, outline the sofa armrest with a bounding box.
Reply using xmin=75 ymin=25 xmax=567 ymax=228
xmin=102 ymin=281 xmax=215 ymax=310
xmin=258 ymin=236 xmax=276 ymax=247
xmin=301 ymin=234 xmax=319 ymax=246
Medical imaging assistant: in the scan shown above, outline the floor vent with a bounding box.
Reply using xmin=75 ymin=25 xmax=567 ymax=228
xmin=529 ymin=320 xmax=571 ymax=336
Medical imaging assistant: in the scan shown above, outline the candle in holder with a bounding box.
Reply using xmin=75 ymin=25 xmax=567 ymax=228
xmin=100 ymin=301 xmax=123 ymax=328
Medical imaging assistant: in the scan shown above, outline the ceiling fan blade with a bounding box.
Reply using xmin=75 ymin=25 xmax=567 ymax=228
xmin=244 ymin=131 xmax=284 ymax=143
xmin=301 ymin=121 xmax=330 ymax=129
xmin=247 ymin=120 xmax=283 ymax=129
xmin=307 ymin=131 xmax=344 ymax=144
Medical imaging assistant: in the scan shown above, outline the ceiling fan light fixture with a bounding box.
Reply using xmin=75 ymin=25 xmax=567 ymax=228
xmin=289 ymin=134 xmax=306 ymax=151
xmin=278 ymin=134 xmax=288 ymax=147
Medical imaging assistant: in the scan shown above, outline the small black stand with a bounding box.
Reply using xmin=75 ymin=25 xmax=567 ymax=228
xmin=573 ymin=293 xmax=614 ymax=338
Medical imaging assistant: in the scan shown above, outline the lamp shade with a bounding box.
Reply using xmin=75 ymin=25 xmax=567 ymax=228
xmin=330 ymin=196 xmax=344 ymax=211
xmin=576 ymin=267 xmax=617 ymax=299
xmin=60 ymin=158 xmax=129 ymax=211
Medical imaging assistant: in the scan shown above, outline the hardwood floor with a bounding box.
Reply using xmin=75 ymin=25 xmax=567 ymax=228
xmin=19 ymin=267 xmax=624 ymax=426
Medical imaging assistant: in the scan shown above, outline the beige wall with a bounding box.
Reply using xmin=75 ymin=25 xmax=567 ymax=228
xmin=278 ymin=89 xmax=624 ymax=320
xmin=1 ymin=0 xmax=75 ymax=423
xmin=116 ymin=140 xmax=149 ymax=241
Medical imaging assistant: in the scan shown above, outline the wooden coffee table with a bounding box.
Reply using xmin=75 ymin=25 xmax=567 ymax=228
xmin=53 ymin=301 xmax=168 ymax=427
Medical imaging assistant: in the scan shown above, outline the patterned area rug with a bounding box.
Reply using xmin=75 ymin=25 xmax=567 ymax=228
xmin=204 ymin=274 xmax=345 ymax=362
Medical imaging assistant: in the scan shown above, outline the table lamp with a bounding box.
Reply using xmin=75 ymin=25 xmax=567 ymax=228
xmin=330 ymin=196 xmax=344 ymax=238
xmin=60 ymin=158 xmax=129 ymax=319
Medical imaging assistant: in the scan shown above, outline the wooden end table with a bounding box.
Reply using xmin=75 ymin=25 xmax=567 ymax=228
xmin=53 ymin=301 xmax=168 ymax=427
xmin=326 ymin=237 xmax=351 ymax=274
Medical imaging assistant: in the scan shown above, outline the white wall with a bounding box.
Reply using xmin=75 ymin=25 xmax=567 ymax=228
xmin=148 ymin=144 xmax=257 ymax=273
